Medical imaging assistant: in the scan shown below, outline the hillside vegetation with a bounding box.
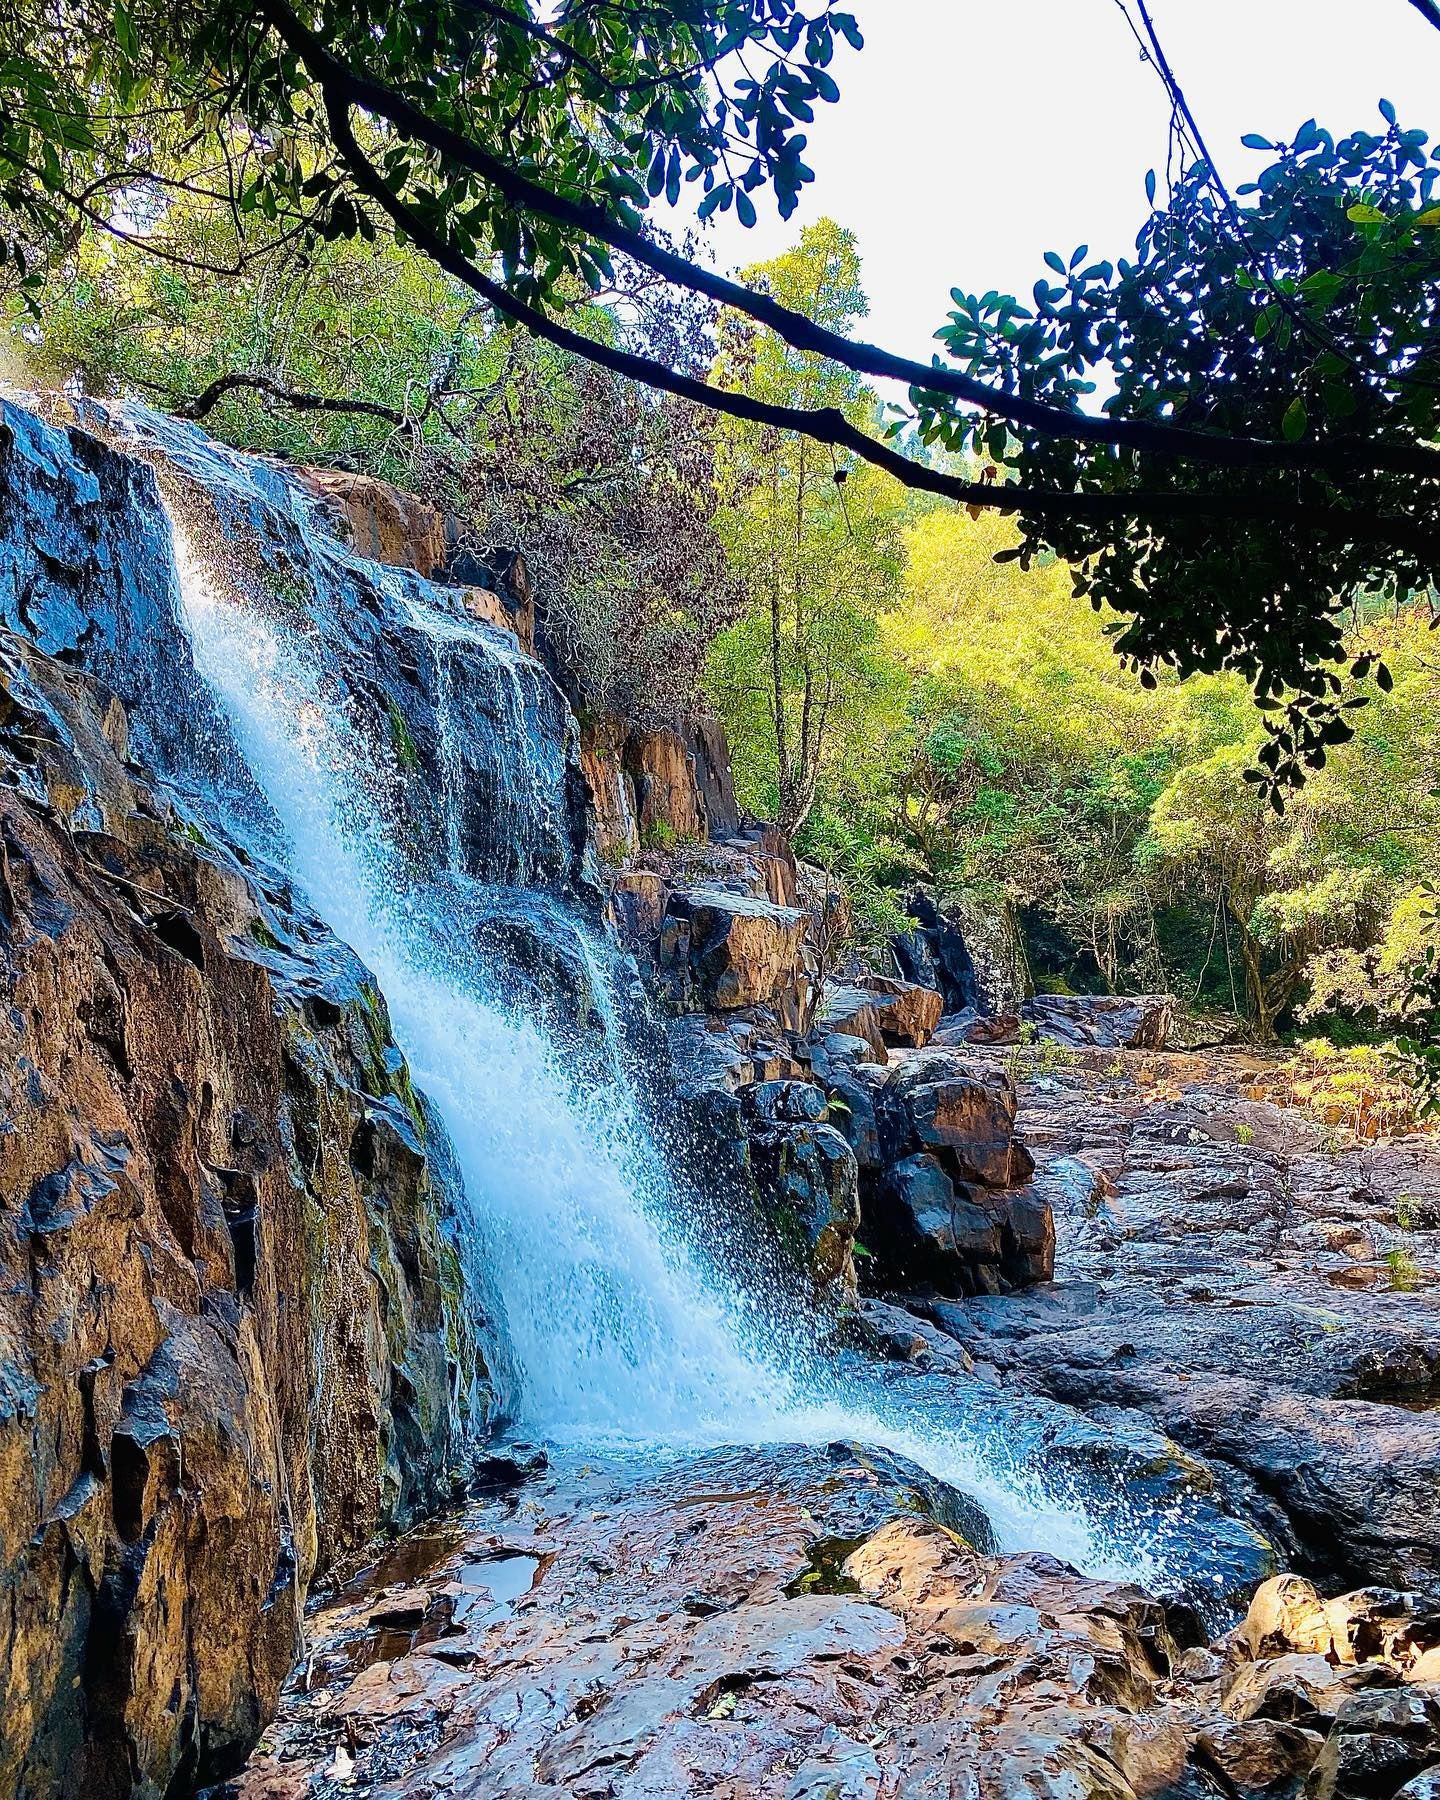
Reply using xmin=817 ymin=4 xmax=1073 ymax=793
xmin=11 ymin=197 xmax=1438 ymax=1057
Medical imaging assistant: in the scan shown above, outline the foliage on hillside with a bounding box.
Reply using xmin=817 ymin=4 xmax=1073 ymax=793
xmin=11 ymin=205 xmax=739 ymax=721
xmin=7 ymin=172 xmax=1438 ymax=1048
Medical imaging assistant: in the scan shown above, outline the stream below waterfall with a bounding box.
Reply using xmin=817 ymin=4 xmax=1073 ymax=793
xmin=117 ymin=402 xmax=1246 ymax=1612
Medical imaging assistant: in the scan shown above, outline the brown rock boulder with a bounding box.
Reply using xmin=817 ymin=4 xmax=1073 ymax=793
xmin=1195 ymin=1718 xmax=1321 ymax=1796
xmin=882 ymin=1049 xmax=1033 ymax=1188
xmin=818 ymin=977 xmax=943 ymax=1060
xmin=675 ymin=888 xmax=809 ymax=1014
xmin=580 ymin=713 xmax=639 ymax=859
xmin=1222 ymin=1655 xmax=1384 ymax=1728
xmin=861 ymin=975 xmax=944 ymax=1047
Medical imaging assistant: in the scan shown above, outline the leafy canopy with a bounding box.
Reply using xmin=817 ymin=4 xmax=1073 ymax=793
xmin=923 ymin=118 xmax=1440 ymax=787
xmin=3 ymin=1 xmax=1440 ymax=774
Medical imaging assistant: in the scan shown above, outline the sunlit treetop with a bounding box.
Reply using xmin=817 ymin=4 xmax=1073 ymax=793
xmin=3 ymin=0 xmax=1440 ymax=791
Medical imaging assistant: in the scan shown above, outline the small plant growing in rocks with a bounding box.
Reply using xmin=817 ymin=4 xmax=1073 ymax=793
xmin=1386 ymin=1247 xmax=1424 ymax=1292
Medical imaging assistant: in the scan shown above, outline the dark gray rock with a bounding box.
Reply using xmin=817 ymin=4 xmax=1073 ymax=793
xmin=869 ymin=1153 xmax=1004 ymax=1296
xmin=1023 ymin=992 xmax=1174 ymax=1049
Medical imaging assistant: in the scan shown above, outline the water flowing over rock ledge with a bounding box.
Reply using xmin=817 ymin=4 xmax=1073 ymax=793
xmin=0 ymin=400 xmax=492 ymax=1796
xmin=0 ymin=394 xmax=1437 ymax=1799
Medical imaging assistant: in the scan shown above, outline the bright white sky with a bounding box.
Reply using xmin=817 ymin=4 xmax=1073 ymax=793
xmin=695 ymin=0 xmax=1440 ymax=361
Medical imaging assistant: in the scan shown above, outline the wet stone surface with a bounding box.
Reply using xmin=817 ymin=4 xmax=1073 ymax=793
xmin=229 ymin=1047 xmax=1440 ymax=1799
xmin=232 ymin=1444 xmax=1440 ymax=1800
xmin=897 ymin=1048 xmax=1440 ymax=1599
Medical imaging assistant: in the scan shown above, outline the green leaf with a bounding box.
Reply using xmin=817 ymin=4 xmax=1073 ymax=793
xmin=1281 ymin=398 xmax=1307 ymax=440
xmin=113 ymin=0 xmax=137 ymax=60
xmin=1347 ymin=202 xmax=1386 ymax=224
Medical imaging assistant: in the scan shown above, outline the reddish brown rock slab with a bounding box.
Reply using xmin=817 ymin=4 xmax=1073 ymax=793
xmin=238 ymin=1441 xmax=1440 ymax=1799
xmin=226 ymin=1445 xmax=1244 ymax=1800
xmin=296 ymin=465 xmax=451 ymax=575
xmin=680 ymin=888 xmax=809 ymax=1013
xmin=581 ymin=713 xmax=642 ymax=859
xmin=0 ymin=644 xmax=483 ymax=1798
xmin=627 ymin=724 xmax=708 ymax=842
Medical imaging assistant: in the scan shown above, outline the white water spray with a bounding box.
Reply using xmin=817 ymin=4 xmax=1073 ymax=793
xmin=162 ymin=474 xmax=1220 ymax=1596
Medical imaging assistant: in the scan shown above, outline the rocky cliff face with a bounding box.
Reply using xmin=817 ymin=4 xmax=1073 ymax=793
xmin=585 ymin=756 xmax=1056 ymax=1311
xmin=0 ymin=398 xmax=546 ymax=1796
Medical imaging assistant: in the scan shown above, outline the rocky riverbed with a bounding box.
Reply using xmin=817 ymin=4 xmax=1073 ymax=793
xmin=229 ymin=1046 xmax=1440 ymax=1799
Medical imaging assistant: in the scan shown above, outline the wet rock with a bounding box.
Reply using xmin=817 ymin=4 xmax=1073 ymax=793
xmin=881 ymin=1049 xmax=1033 ymax=1188
xmin=470 ymin=1446 xmax=550 ymax=1492
xmin=748 ymin=1119 xmax=861 ymax=1294
xmin=295 ymin=465 xmax=451 ymax=577
xmin=293 ymin=470 xmax=538 ymax=652
xmin=1306 ymin=1689 xmax=1440 ymax=1800
xmin=1222 ymin=1655 xmax=1387 ymax=1728
xmin=848 ymin=1297 xmax=977 ymax=1374
xmin=0 ymin=648 xmax=487 ymax=1797
xmin=580 ymin=712 xmax=640 ymax=858
xmin=824 ymin=1060 xmax=890 ymax=1171
xmin=932 ymin=1045 xmax=1440 ymax=1598
xmin=1195 ymin=1718 xmax=1321 ymax=1794
xmin=1048 ymin=1369 xmax=1440 ymax=1599
xmin=869 ymin=1153 xmax=1005 ymax=1295
xmin=1242 ymin=1576 xmax=1335 ymax=1660
xmin=1396 ymin=1774 xmax=1440 ymax=1800
xmin=743 ymin=1079 xmax=829 ymax=1125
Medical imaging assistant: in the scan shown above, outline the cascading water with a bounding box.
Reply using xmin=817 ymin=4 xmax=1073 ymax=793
xmin=128 ymin=404 xmax=1244 ymax=1606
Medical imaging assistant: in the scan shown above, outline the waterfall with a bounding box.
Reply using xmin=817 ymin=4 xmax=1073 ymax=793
xmin=135 ymin=409 xmax=1238 ymax=1605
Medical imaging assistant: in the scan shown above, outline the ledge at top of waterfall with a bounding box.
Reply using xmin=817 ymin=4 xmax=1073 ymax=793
xmin=124 ymin=401 xmax=596 ymax=906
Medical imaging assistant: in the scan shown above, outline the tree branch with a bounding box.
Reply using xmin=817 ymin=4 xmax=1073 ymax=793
xmin=257 ymin=0 xmax=1440 ymax=484
xmin=320 ymin=89 xmax=1439 ymax=561
xmin=1406 ymin=0 xmax=1440 ymax=29
xmin=175 ymin=370 xmax=412 ymax=427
